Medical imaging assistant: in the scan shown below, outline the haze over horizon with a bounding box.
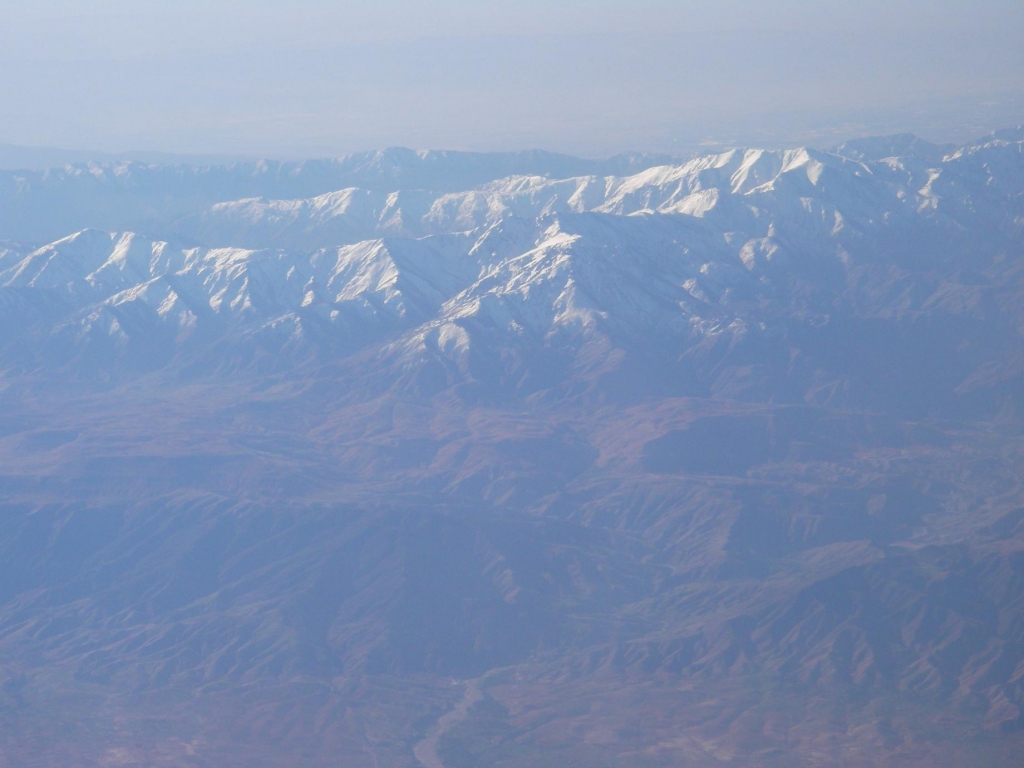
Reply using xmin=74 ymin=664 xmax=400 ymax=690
xmin=2 ymin=0 xmax=1023 ymax=159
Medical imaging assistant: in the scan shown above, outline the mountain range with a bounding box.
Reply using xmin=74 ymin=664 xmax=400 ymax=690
xmin=0 ymin=129 xmax=1022 ymax=767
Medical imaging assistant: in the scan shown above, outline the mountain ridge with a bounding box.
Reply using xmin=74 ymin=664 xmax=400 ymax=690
xmin=2 ymin=131 xmax=1021 ymax=414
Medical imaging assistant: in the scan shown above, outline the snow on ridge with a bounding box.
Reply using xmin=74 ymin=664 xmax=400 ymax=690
xmin=1 ymin=130 xmax=1022 ymax=372
xmin=176 ymin=141 xmax=951 ymax=249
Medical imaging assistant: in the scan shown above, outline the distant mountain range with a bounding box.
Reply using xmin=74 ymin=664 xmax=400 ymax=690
xmin=0 ymin=129 xmax=1022 ymax=767
xmin=0 ymin=143 xmax=256 ymax=172
xmin=0 ymin=146 xmax=682 ymax=245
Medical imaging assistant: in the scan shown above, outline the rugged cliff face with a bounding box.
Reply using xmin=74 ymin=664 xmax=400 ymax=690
xmin=0 ymin=131 xmax=1023 ymax=767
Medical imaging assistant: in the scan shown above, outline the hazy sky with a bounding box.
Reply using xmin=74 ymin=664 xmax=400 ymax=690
xmin=1 ymin=1 xmax=1022 ymax=157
